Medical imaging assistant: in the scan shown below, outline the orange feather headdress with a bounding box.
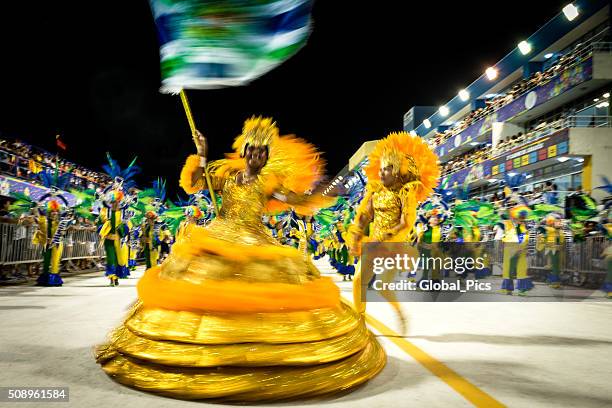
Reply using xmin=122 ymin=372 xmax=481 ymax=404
xmin=364 ymin=131 xmax=440 ymax=203
xmin=204 ymin=116 xmax=330 ymax=214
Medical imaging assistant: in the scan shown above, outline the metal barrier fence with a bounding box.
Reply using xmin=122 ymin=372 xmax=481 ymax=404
xmin=0 ymin=223 xmax=105 ymax=265
xmin=489 ymin=236 xmax=610 ymax=286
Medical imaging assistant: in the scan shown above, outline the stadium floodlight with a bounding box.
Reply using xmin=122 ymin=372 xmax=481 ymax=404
xmin=485 ymin=67 xmax=498 ymax=80
xmin=544 ymin=53 xmax=554 ymax=59
xmin=518 ymin=41 xmax=532 ymax=55
xmin=409 ymin=130 xmax=418 ymax=137
xmin=423 ymin=119 xmax=432 ymax=129
xmin=459 ymin=89 xmax=470 ymax=101
xmin=557 ymin=157 xmax=570 ymax=163
xmin=604 ymin=93 xmax=610 ymax=98
xmin=594 ymin=98 xmax=600 ymax=102
xmin=562 ymin=4 xmax=579 ymax=21
xmin=439 ymin=106 xmax=449 ymax=116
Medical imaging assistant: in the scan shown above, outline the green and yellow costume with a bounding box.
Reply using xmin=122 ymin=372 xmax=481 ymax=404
xmin=98 ymin=207 xmax=130 ymax=282
xmin=33 ymin=213 xmax=64 ymax=286
xmin=536 ymin=223 xmax=566 ymax=288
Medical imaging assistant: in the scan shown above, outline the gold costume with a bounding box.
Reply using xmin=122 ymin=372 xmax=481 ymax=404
xmin=96 ymin=118 xmax=385 ymax=401
xmin=348 ymin=132 xmax=440 ymax=314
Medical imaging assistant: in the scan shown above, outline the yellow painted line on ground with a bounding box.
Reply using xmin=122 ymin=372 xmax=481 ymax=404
xmin=365 ymin=313 xmax=506 ymax=408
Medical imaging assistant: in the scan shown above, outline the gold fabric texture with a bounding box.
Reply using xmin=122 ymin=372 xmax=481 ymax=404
xmin=162 ymin=174 xmax=320 ymax=284
xmin=97 ymin=302 xmax=385 ymax=401
xmin=97 ymin=335 xmax=385 ymax=402
xmin=125 ymin=302 xmax=360 ymax=344
xmin=99 ymin=304 xmax=370 ymax=367
xmin=96 ymin=167 xmax=385 ymax=401
xmin=371 ymin=186 xmax=403 ymax=241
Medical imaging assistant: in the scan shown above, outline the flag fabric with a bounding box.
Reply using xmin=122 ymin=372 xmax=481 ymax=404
xmin=148 ymin=0 xmax=314 ymax=93
xmin=56 ymin=135 xmax=67 ymax=151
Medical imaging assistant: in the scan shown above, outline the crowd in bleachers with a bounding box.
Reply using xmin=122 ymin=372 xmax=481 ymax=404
xmin=427 ymin=39 xmax=595 ymax=150
xmin=439 ymin=118 xmax=567 ymax=177
xmin=440 ymin=145 xmax=492 ymax=177
xmin=0 ymin=138 xmax=112 ymax=191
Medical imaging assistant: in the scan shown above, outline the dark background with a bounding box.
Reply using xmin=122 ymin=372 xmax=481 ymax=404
xmin=0 ymin=1 xmax=568 ymax=196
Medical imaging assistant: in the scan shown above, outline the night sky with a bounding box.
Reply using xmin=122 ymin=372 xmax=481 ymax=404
xmin=0 ymin=1 xmax=568 ymax=196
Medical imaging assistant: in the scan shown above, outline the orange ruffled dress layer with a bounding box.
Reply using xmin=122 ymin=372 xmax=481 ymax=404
xmin=95 ymin=151 xmax=385 ymax=402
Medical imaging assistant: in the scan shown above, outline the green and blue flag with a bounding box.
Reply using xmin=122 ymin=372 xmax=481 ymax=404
xmin=149 ymin=0 xmax=314 ymax=93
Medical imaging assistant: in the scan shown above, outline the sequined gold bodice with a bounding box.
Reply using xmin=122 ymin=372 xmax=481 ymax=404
xmin=160 ymin=171 xmax=320 ymax=283
xmin=371 ymin=187 xmax=402 ymax=241
xmin=219 ymin=173 xmax=266 ymax=226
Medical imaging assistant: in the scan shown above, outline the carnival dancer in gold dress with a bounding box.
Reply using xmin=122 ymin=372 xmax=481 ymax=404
xmin=347 ymin=132 xmax=440 ymax=332
xmin=95 ymin=117 xmax=385 ymax=401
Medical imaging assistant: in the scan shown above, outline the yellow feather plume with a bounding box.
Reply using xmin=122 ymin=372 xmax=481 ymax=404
xmin=181 ymin=116 xmax=330 ymax=215
xmin=364 ymin=131 xmax=440 ymax=203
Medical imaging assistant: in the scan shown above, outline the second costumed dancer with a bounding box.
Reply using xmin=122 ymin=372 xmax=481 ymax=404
xmin=347 ymin=132 xmax=440 ymax=331
xmin=96 ymin=117 xmax=385 ymax=401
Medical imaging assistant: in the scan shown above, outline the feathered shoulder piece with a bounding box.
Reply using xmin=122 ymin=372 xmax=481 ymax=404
xmin=35 ymin=164 xmax=71 ymax=212
xmin=417 ymin=194 xmax=451 ymax=224
xmin=364 ymin=132 xmax=440 ymax=203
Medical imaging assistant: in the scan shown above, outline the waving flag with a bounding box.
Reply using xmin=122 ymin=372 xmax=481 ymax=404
xmin=149 ymin=0 xmax=315 ymax=93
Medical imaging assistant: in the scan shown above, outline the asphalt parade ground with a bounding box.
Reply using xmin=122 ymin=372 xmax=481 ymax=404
xmin=1 ymin=260 xmax=611 ymax=408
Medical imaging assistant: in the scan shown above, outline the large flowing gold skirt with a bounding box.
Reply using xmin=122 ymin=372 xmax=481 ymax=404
xmin=95 ymin=220 xmax=385 ymax=402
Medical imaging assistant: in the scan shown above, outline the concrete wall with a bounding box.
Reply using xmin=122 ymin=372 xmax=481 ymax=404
xmin=592 ymin=53 xmax=612 ymax=80
xmin=569 ymin=127 xmax=612 ymax=201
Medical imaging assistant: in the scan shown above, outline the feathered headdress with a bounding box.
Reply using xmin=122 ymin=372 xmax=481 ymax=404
xmin=451 ymin=200 xmax=500 ymax=231
xmin=185 ymin=205 xmax=203 ymax=219
xmin=567 ymin=193 xmax=598 ymax=222
xmin=364 ymin=132 xmax=440 ymax=203
xmin=451 ymin=200 xmax=479 ymax=229
xmin=502 ymin=173 xmax=529 ymax=211
xmin=201 ymin=116 xmax=330 ymax=215
xmin=8 ymin=192 xmax=36 ymax=216
xmin=417 ymin=194 xmax=451 ymax=224
xmin=137 ymin=178 xmax=168 ymax=213
xmin=70 ymin=188 xmax=97 ymax=220
xmin=174 ymin=191 xmax=218 ymax=224
xmin=34 ymin=167 xmax=71 ymax=213
xmin=39 ymin=167 xmax=72 ymax=192
xmin=101 ymin=152 xmax=140 ymax=189
xmin=236 ymin=116 xmax=279 ymax=156
xmin=530 ymin=203 xmax=564 ymax=222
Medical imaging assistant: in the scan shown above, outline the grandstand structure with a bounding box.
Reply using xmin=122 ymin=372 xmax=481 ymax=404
xmin=0 ymin=138 xmax=112 ymax=202
xmin=328 ymin=1 xmax=612 ymax=202
xmin=404 ymin=0 xmax=612 ymax=201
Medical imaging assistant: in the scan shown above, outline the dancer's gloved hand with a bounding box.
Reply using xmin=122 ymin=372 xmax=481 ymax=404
xmin=193 ymin=129 xmax=207 ymax=158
